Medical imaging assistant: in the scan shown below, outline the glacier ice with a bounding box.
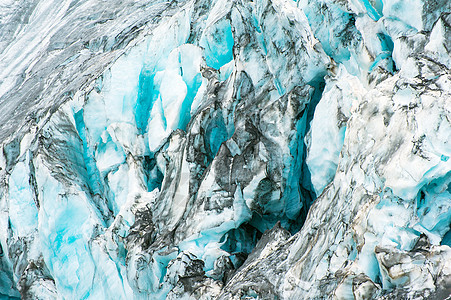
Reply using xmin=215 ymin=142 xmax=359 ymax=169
xmin=305 ymin=65 xmax=365 ymax=195
xmin=8 ymin=159 xmax=39 ymax=238
xmin=0 ymin=0 xmax=450 ymax=299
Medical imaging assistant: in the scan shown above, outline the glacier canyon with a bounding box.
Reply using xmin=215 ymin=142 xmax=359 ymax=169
xmin=0 ymin=0 xmax=450 ymax=299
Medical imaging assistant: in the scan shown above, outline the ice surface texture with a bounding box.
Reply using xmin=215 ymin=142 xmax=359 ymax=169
xmin=0 ymin=0 xmax=450 ymax=299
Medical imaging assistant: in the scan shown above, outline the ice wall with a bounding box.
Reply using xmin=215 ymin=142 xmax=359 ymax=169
xmin=0 ymin=0 xmax=450 ymax=299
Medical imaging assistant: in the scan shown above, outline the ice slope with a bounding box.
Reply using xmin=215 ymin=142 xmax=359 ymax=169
xmin=0 ymin=0 xmax=450 ymax=299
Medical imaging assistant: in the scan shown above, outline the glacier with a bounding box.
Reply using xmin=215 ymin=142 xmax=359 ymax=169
xmin=0 ymin=0 xmax=450 ymax=299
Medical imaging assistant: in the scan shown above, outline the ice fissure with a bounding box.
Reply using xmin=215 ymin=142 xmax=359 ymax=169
xmin=0 ymin=0 xmax=450 ymax=299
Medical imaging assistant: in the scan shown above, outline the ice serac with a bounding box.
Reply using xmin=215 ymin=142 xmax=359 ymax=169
xmin=0 ymin=0 xmax=450 ymax=299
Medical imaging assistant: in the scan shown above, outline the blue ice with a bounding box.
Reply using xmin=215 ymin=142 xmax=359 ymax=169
xmin=199 ymin=19 xmax=234 ymax=70
xmin=8 ymin=160 xmax=38 ymax=237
